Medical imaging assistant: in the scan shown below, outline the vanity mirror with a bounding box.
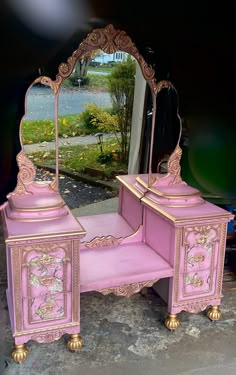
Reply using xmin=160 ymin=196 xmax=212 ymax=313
xmin=21 ymin=80 xmax=57 ymax=184
xmin=1 ymin=24 xmax=233 ymax=363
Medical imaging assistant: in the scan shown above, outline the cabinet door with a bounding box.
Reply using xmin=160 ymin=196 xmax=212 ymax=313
xmin=176 ymin=223 xmax=223 ymax=302
xmin=20 ymin=239 xmax=79 ymax=330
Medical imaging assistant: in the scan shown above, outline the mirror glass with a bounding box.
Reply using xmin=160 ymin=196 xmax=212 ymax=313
xmin=57 ymin=49 xmax=138 ymax=181
xmin=20 ymin=81 xmax=56 ymax=183
xmin=15 ymin=24 xmax=183 ymax=200
xmin=151 ymin=85 xmax=180 ymax=174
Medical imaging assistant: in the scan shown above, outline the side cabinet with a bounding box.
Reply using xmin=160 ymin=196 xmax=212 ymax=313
xmin=6 ymin=238 xmax=80 ymax=342
xmin=141 ymin=196 xmax=232 ymax=331
xmin=171 ymin=222 xmax=227 ymax=315
xmin=1 ymin=206 xmax=85 ymax=363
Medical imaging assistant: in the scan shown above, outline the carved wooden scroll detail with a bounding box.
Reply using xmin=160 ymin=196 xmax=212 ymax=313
xmin=56 ymin=24 xmax=156 ymax=88
xmin=98 ymin=279 xmax=159 ymax=298
xmin=166 ymin=145 xmax=183 ymax=184
xmin=84 ymin=235 xmax=122 ymax=249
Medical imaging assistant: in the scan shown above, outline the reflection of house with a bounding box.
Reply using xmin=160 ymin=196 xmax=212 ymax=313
xmin=92 ymin=51 xmax=128 ymax=64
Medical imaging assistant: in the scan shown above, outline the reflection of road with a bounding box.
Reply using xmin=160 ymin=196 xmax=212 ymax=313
xmin=24 ymin=86 xmax=111 ymax=120
xmin=23 ymin=133 xmax=116 ymax=153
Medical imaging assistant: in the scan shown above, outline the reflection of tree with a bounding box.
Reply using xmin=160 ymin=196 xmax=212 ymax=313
xmin=71 ymin=50 xmax=99 ymax=85
xmin=107 ymin=56 xmax=136 ymax=163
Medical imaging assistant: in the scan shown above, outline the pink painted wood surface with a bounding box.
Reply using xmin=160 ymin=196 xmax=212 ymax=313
xmin=80 ymin=242 xmax=174 ymax=292
xmin=14 ymin=325 xmax=81 ymax=345
xmin=170 ymin=298 xmax=222 ymax=315
xmin=146 ymin=191 xmax=204 ymax=206
xmin=2 ymin=205 xmax=85 ymax=240
xmin=180 ymin=225 xmax=219 ymax=273
xmin=9 ymin=192 xmax=65 ymax=210
xmin=22 ymin=292 xmax=72 ymax=330
xmin=144 ymin=209 xmax=174 ymax=264
xmin=119 ymin=188 xmax=143 ymax=230
xmin=142 ymin=198 xmax=233 ymax=224
xmin=21 ymin=247 xmax=71 ymax=298
xmin=78 ymin=213 xmax=134 ymax=243
xmin=178 ymin=269 xmax=215 ymax=299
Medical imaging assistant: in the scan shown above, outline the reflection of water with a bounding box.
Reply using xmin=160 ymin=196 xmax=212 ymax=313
xmin=24 ymin=87 xmax=111 ymax=120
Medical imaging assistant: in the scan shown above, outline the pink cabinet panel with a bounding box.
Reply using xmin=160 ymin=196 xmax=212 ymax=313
xmin=181 ymin=270 xmax=214 ymax=298
xmin=174 ymin=223 xmax=222 ymax=303
xmin=23 ymin=292 xmax=72 ymax=330
xmin=119 ymin=187 xmax=143 ymax=230
xmin=21 ymin=243 xmax=72 ymax=298
xmin=180 ymin=224 xmax=220 ymax=273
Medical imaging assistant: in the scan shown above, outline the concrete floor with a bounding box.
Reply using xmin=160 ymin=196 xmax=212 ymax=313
xmin=0 ymin=200 xmax=236 ymax=375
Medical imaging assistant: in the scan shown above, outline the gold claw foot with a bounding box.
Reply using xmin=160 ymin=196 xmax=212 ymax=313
xmin=67 ymin=334 xmax=83 ymax=352
xmin=165 ymin=314 xmax=180 ymax=331
xmin=207 ymin=305 xmax=222 ymax=321
xmin=12 ymin=344 xmax=29 ymax=364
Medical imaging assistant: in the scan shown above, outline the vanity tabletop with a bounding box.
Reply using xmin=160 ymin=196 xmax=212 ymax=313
xmin=1 ymin=203 xmax=86 ymax=242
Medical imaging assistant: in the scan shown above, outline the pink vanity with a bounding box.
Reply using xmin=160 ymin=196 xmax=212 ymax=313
xmin=0 ymin=24 xmax=233 ymax=363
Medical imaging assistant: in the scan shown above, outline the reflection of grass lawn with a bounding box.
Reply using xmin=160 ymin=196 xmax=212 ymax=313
xmin=29 ymin=139 xmax=127 ymax=180
xmin=21 ymin=114 xmax=99 ymax=145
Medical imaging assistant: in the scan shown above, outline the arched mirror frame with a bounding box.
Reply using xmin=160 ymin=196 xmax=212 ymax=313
xmin=10 ymin=23 xmax=183 ymax=199
xmin=8 ymin=75 xmax=59 ymax=197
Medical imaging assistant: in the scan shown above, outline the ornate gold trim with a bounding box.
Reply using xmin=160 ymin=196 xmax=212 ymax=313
xmin=135 ymin=176 xmax=149 ymax=189
xmin=141 ymin=198 xmax=233 ymax=223
xmin=12 ymin=248 xmax=22 ymax=332
xmin=72 ymin=240 xmax=79 ymax=322
xmin=181 ymin=302 xmax=208 ymax=314
xmin=148 ymin=186 xmax=201 ymax=198
xmin=154 ymin=80 xmax=174 ymax=95
xmin=98 ymin=279 xmax=159 ymax=298
xmin=183 ymin=224 xmax=220 ymax=247
xmin=144 ymin=196 xmax=205 ymax=208
xmin=33 ymin=75 xmax=60 ymax=94
xmin=5 ymin=214 xmax=69 ymax=223
xmin=21 ymin=242 xmax=70 ymax=264
xmin=9 ymin=200 xmax=66 ymax=212
xmin=84 ymin=235 xmax=122 ymax=248
xmin=180 ymin=224 xmax=219 ymax=298
xmin=9 ymin=150 xmax=36 ymax=196
xmin=14 ymin=321 xmax=80 ymax=336
xmin=166 ymin=145 xmax=183 ymax=184
xmin=31 ymin=329 xmax=65 ymax=343
xmin=56 ymin=24 xmax=156 ymax=89
xmin=173 ymin=228 xmax=182 ymax=304
xmin=173 ymin=294 xmax=223 ymax=308
xmin=6 ymin=230 xmax=86 ymax=243
xmin=116 ymin=175 xmax=144 ymax=199
xmin=20 ymin=241 xmax=70 ymax=325
xmin=216 ymin=223 xmax=227 ymax=295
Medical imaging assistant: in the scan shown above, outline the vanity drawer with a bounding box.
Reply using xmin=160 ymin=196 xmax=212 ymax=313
xmin=21 ymin=243 xmax=72 ymax=298
xmin=180 ymin=224 xmax=220 ymax=273
xmin=22 ymin=291 xmax=72 ymax=330
xmin=177 ymin=269 xmax=216 ymax=301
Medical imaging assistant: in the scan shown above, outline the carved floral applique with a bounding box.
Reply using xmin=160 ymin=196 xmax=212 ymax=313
xmin=30 ymin=273 xmax=40 ymax=287
xmin=185 ymin=273 xmax=203 ymax=288
xmin=34 ymin=295 xmax=65 ymax=320
xmin=187 ymin=255 xmax=205 ymax=267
